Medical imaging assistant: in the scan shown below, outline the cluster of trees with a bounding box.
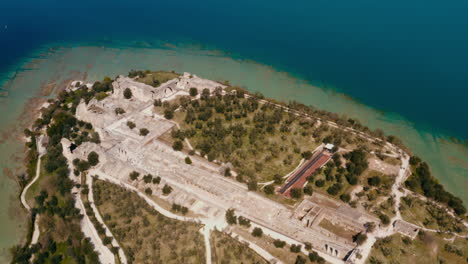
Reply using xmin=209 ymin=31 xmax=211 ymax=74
xmin=343 ymin=148 xmax=368 ymax=185
xmin=171 ymin=203 xmax=188 ymax=215
xmin=171 ymin=89 xmax=328 ymax=186
xmin=405 ymin=157 xmax=466 ymax=215
xmin=12 ymin=84 xmax=111 ymax=262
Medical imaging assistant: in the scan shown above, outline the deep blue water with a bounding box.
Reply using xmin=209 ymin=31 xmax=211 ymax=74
xmin=1 ymin=0 xmax=468 ymax=139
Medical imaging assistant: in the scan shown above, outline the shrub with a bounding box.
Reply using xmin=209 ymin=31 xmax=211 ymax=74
xmin=290 ymin=244 xmax=301 ymax=253
xmin=238 ymin=216 xmax=251 ymax=227
xmin=353 ymin=233 xmax=368 ymax=245
xmin=340 ymin=193 xmax=351 ymax=203
xmin=264 ymin=184 xmax=275 ymax=195
xmin=164 ymin=109 xmax=174 ymax=119
xmin=143 ymin=174 xmax=153 ymax=183
xmin=247 ymin=180 xmax=258 ymax=191
xmin=273 ymin=239 xmax=286 ymax=248
xmin=295 ymin=255 xmax=307 ymax=264
xmin=172 ymin=140 xmax=183 ymax=151
xmin=315 ymin=179 xmax=325 ymax=187
xmin=252 ymin=227 xmax=263 ymax=237
xmin=129 ymin=171 xmax=140 ymax=181
xmin=303 ymin=185 xmax=313 ymax=196
xmin=123 ymin=88 xmax=132 ymax=99
xmin=152 ymin=176 xmax=161 ymax=184
xmin=162 ymin=184 xmax=172 ymax=195
xmin=139 ymin=128 xmax=149 ymax=136
xmin=114 ymin=107 xmax=125 ymax=115
xmin=185 ymin=157 xmax=192 ymax=164
xmin=144 ymin=188 xmax=152 ymax=195
xmin=126 ymin=121 xmax=136 ymax=129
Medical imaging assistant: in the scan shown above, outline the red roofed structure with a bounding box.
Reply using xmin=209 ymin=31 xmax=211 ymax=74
xmin=279 ymin=149 xmax=331 ymax=197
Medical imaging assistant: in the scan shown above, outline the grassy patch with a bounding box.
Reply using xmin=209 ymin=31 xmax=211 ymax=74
xmin=94 ymin=179 xmax=205 ymax=264
xmin=211 ymin=230 xmax=268 ymax=264
xmin=366 ymin=232 xmax=468 ymax=264
xmin=136 ymin=71 xmax=180 ymax=87
xmin=232 ymin=226 xmax=309 ymax=264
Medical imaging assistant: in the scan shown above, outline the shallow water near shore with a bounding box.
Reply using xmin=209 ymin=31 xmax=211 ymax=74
xmin=0 ymin=43 xmax=467 ymax=262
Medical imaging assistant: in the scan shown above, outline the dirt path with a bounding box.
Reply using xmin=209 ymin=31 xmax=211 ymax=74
xmin=20 ymin=136 xmax=45 ymax=247
xmin=61 ymin=139 xmax=115 ymax=264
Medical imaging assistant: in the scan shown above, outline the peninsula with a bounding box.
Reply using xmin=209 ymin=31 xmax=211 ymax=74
xmin=12 ymin=70 xmax=467 ymax=264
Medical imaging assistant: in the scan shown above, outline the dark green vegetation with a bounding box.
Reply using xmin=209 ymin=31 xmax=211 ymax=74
xmin=366 ymin=232 xmax=468 ymax=264
xmin=210 ymin=230 xmax=267 ymax=264
xmin=405 ymin=156 xmax=466 ymax=215
xmin=11 ymin=78 xmax=114 ymax=263
xmin=94 ymin=179 xmax=205 ymax=264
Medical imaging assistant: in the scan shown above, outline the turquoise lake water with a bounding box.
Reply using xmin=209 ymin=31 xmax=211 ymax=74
xmin=0 ymin=0 xmax=467 ymax=261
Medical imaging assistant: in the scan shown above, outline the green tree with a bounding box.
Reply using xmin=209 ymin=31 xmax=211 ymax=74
xmin=139 ymin=128 xmax=149 ymax=136
xmin=87 ymin=151 xmax=99 ymax=166
xmin=114 ymin=107 xmax=125 ymax=115
xmin=238 ymin=216 xmax=251 ymax=227
xmin=152 ymin=176 xmax=161 ymax=184
xmin=173 ymin=140 xmax=183 ymax=151
xmin=225 ymin=209 xmax=237 ymax=225
xmin=295 ymin=255 xmax=307 ymax=264
xmin=123 ymin=88 xmax=132 ymax=99
xmin=264 ymin=184 xmax=275 ymax=195
xmin=252 ymin=227 xmax=263 ymax=237
xmin=290 ymin=188 xmax=303 ymax=199
xmin=129 ymin=171 xmax=140 ymax=181
xmin=189 ymin=87 xmax=198 ymax=97
xmin=143 ymin=174 xmax=153 ymax=183
xmin=162 ymin=184 xmax=172 ymax=195
xmin=273 ymin=239 xmax=286 ymax=248
xmin=304 ymin=185 xmax=313 ymax=196
xmin=290 ymin=244 xmax=301 ymax=253
xmin=164 ymin=109 xmax=174 ymax=119
xmin=127 ymin=121 xmax=136 ymax=129
xmin=353 ymin=233 xmax=368 ymax=245
xmin=340 ymin=193 xmax=351 ymax=203
xmin=315 ymin=179 xmax=325 ymax=187
xmin=144 ymin=188 xmax=152 ymax=195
